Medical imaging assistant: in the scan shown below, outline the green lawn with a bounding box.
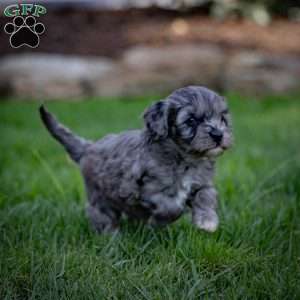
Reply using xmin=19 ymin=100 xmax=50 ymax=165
xmin=0 ymin=94 xmax=300 ymax=299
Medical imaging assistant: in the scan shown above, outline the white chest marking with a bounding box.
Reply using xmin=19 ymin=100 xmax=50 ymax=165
xmin=174 ymin=175 xmax=194 ymax=207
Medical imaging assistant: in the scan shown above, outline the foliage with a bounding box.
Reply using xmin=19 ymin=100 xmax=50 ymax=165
xmin=210 ymin=0 xmax=300 ymax=23
xmin=139 ymin=0 xmax=300 ymax=21
xmin=0 ymin=94 xmax=300 ymax=299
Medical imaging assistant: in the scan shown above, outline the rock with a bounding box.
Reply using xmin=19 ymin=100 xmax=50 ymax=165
xmin=224 ymin=52 xmax=300 ymax=97
xmin=120 ymin=44 xmax=226 ymax=93
xmin=0 ymin=54 xmax=116 ymax=99
xmin=1 ymin=48 xmax=300 ymax=100
xmin=92 ymin=67 xmax=174 ymax=97
xmin=91 ymin=44 xmax=226 ymax=97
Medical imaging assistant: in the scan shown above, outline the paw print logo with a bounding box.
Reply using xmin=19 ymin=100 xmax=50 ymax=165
xmin=4 ymin=16 xmax=45 ymax=48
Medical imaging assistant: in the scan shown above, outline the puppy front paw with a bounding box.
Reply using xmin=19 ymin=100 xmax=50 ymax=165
xmin=193 ymin=213 xmax=219 ymax=233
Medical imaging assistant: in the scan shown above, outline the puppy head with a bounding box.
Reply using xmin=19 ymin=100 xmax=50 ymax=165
xmin=144 ymin=86 xmax=233 ymax=157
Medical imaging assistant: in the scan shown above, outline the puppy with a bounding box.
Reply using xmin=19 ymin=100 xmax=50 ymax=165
xmin=40 ymin=86 xmax=233 ymax=233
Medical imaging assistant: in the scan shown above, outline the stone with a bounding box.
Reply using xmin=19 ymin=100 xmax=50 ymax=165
xmin=1 ymin=47 xmax=299 ymax=100
xmin=224 ymin=51 xmax=300 ymax=97
xmin=121 ymin=44 xmax=226 ymax=93
xmin=0 ymin=54 xmax=116 ymax=99
xmin=91 ymin=44 xmax=226 ymax=97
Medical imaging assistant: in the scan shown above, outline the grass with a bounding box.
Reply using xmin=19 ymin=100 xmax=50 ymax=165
xmin=0 ymin=94 xmax=300 ymax=299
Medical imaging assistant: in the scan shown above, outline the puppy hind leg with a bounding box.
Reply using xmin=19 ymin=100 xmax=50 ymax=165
xmin=86 ymin=204 xmax=120 ymax=234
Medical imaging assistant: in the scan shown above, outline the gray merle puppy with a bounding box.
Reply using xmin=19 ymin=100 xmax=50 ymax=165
xmin=40 ymin=86 xmax=233 ymax=234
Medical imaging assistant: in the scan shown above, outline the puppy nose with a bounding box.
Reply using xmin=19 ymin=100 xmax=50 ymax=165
xmin=209 ymin=128 xmax=223 ymax=144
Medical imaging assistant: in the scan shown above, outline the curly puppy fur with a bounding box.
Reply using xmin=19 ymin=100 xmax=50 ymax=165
xmin=40 ymin=86 xmax=233 ymax=233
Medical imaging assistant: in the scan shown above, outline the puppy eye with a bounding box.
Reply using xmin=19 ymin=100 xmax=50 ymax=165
xmin=185 ymin=117 xmax=197 ymax=127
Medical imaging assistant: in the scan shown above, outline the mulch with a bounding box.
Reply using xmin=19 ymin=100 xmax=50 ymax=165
xmin=0 ymin=8 xmax=300 ymax=58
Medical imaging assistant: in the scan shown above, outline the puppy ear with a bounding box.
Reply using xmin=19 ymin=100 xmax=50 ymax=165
xmin=143 ymin=100 xmax=169 ymax=140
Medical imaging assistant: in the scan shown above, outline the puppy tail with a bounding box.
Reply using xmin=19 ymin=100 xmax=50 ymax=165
xmin=39 ymin=105 xmax=91 ymax=163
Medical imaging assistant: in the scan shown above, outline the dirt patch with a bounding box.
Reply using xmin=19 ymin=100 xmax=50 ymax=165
xmin=0 ymin=8 xmax=299 ymax=58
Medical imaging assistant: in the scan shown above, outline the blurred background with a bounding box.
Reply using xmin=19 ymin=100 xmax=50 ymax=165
xmin=0 ymin=0 xmax=300 ymax=100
